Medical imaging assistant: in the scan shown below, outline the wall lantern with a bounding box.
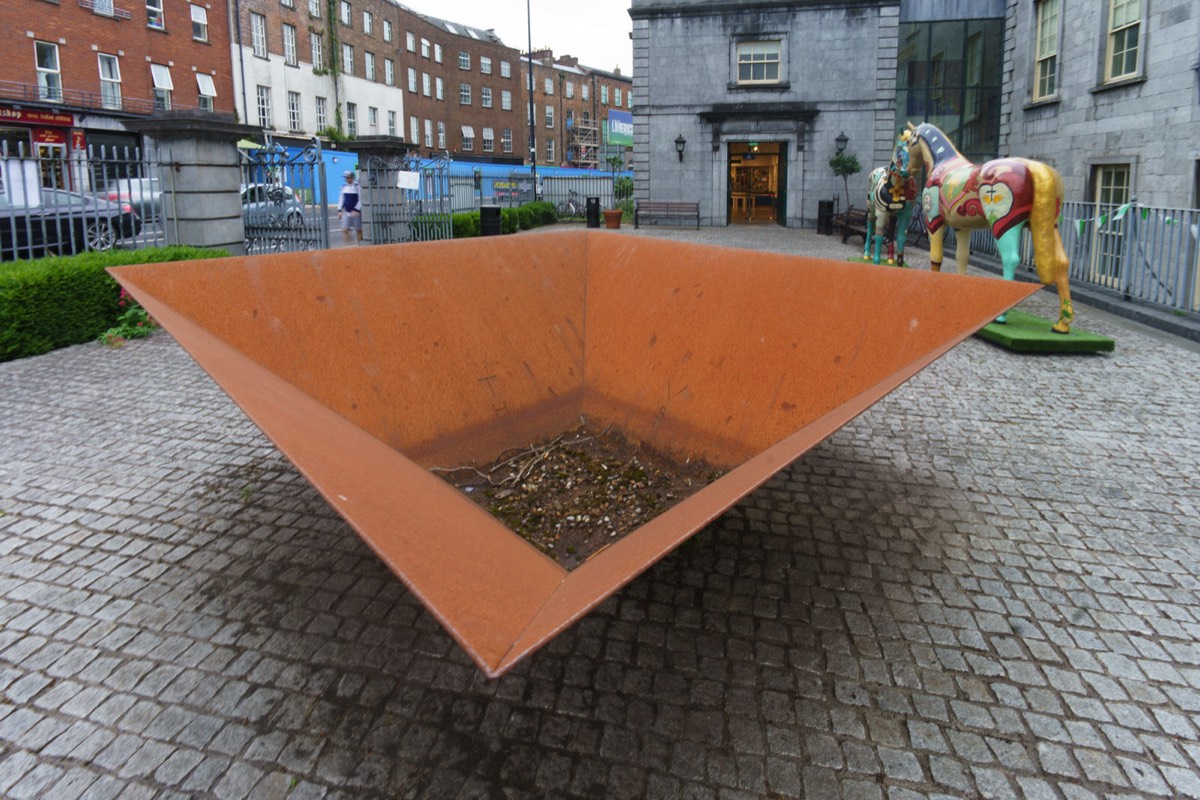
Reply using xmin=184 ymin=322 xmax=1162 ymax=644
xmin=835 ymin=131 xmax=849 ymax=155
xmin=674 ymin=134 xmax=687 ymax=161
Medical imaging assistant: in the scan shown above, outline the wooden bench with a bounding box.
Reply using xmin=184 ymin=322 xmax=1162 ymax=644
xmin=835 ymin=206 xmax=869 ymax=244
xmin=635 ymin=201 xmax=700 ymax=229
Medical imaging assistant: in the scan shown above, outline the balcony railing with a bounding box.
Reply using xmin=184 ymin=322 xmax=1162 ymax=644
xmin=78 ymin=0 xmax=132 ymax=19
xmin=0 ymin=79 xmax=217 ymax=117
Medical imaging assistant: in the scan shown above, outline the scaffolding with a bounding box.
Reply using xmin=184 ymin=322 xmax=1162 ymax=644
xmin=568 ymin=119 xmax=600 ymax=170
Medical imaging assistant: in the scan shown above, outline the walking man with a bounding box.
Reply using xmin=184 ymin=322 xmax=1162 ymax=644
xmin=338 ymin=170 xmax=362 ymax=245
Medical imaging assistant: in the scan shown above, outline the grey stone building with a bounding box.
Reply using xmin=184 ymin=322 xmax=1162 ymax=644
xmin=1001 ymin=0 xmax=1200 ymax=209
xmin=631 ymin=0 xmax=1199 ymax=228
xmin=629 ymin=0 xmax=903 ymax=227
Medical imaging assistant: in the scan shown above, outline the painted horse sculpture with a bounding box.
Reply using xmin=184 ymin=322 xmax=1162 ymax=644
xmin=901 ymin=122 xmax=1074 ymax=333
xmin=864 ymin=131 xmax=918 ymax=266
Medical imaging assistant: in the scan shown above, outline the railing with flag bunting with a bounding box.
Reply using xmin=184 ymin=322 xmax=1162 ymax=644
xmin=959 ymin=200 xmax=1200 ymax=315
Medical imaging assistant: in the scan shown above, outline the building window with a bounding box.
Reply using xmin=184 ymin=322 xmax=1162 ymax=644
xmin=546 ymin=138 xmax=555 ymax=163
xmin=434 ymin=44 xmax=443 ymax=63
xmin=544 ymin=77 xmax=553 ymax=95
xmin=365 ymin=52 xmax=375 ymax=81
xmin=421 ymin=38 xmax=431 ymax=58
xmin=1095 ymin=164 xmax=1130 ymax=206
xmin=482 ymin=127 xmax=494 ymax=153
xmin=545 ymin=105 xmax=553 ymax=128
xmin=737 ymin=41 xmax=781 ymax=84
xmin=406 ymin=31 xmax=415 ymax=52
xmin=627 ymin=92 xmax=632 ymax=109
xmin=461 ymin=125 xmax=474 ymax=151
xmin=437 ymin=121 xmax=445 ymax=148
xmin=582 ymin=83 xmax=588 ymax=100
xmin=1033 ymin=0 xmax=1059 ymax=100
xmin=339 ymin=1 xmax=351 ymax=26
xmin=98 ymin=54 xmax=122 ymax=110
xmin=481 ymin=87 xmax=492 ymax=108
xmin=500 ymin=60 xmax=511 ymax=78
xmin=615 ymin=87 xmax=622 ymax=106
xmin=196 ymin=72 xmax=216 ymax=112
xmin=283 ymin=24 xmax=298 ymax=66
xmin=387 ymin=110 xmax=396 ymax=136
xmin=251 ymin=13 xmax=267 ymax=58
xmin=422 ymin=73 xmax=431 ymax=96
xmin=150 ymin=63 xmax=173 ymax=109
xmin=458 ymin=52 xmax=470 ymax=69
xmin=308 ymin=0 xmax=320 ymax=17
xmin=342 ymin=44 xmax=354 ymax=76
xmin=384 ymin=58 xmax=394 ymax=86
xmin=480 ymin=56 xmax=492 ymax=75
xmin=362 ymin=10 xmax=372 ymax=35
xmin=346 ymin=102 xmax=357 ymax=137
xmin=311 ymin=32 xmax=324 ymax=69
xmin=501 ymin=89 xmax=512 ymax=111
xmin=190 ymin=5 xmax=208 ymax=41
xmin=288 ymin=91 xmax=301 ymax=131
xmin=316 ymin=95 xmax=327 ymax=129
xmin=436 ymin=77 xmax=444 ymax=100
xmin=1105 ymin=0 xmax=1141 ymax=82
xmin=460 ymin=83 xmax=471 ymax=105
xmin=282 ymin=0 xmax=293 ymax=9
xmin=407 ymin=68 xmax=417 ymax=92
xmin=410 ymin=116 xmax=418 ymax=143
xmin=146 ymin=0 xmax=164 ymax=29
xmin=383 ymin=19 xmax=392 ymax=42
xmin=424 ymin=119 xmax=432 ymax=147
xmin=501 ymin=128 xmax=512 ymax=153
xmin=565 ymin=81 xmax=574 ymax=99
xmin=256 ymin=85 xmax=272 ymax=127
xmin=368 ymin=106 xmax=378 ymax=135
xmin=600 ymin=85 xmax=608 ymax=105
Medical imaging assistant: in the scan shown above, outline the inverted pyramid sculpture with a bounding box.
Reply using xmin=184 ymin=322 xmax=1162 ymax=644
xmin=111 ymin=230 xmax=1036 ymax=676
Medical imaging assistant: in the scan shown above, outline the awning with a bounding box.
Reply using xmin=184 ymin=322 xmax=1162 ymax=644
xmin=196 ymin=73 xmax=216 ymax=97
xmin=461 ymin=125 xmax=475 ymax=138
xmin=237 ymin=139 xmax=263 ymax=150
xmin=482 ymin=127 xmax=494 ymax=139
xmin=150 ymin=64 xmax=173 ymax=91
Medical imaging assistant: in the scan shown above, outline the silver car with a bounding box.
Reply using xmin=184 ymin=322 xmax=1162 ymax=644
xmin=241 ymin=183 xmax=305 ymax=227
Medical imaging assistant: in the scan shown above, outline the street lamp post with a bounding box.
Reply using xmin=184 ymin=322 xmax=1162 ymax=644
xmin=527 ymin=0 xmax=537 ymax=200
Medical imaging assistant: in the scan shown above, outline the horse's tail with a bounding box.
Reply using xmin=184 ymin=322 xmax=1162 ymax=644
xmin=1027 ymin=160 xmax=1068 ymax=286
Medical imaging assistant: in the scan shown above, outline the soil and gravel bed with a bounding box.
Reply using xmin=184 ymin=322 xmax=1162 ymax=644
xmin=434 ymin=422 xmax=726 ymax=570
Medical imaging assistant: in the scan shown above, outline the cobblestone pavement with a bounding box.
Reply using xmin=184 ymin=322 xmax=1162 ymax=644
xmin=2 ymin=226 xmax=1200 ymax=799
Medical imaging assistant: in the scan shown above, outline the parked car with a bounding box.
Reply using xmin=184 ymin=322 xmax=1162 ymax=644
xmin=241 ymin=183 xmax=305 ymax=227
xmin=0 ymin=188 xmax=141 ymax=261
xmin=104 ymin=177 xmax=162 ymax=222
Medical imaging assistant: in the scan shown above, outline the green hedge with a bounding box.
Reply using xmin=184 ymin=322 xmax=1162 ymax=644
xmin=451 ymin=201 xmax=558 ymax=239
xmin=0 ymin=246 xmax=228 ymax=363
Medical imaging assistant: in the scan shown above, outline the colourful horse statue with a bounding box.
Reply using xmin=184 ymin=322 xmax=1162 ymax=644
xmin=901 ymin=122 xmax=1074 ymax=333
xmin=863 ymin=131 xmax=918 ymax=266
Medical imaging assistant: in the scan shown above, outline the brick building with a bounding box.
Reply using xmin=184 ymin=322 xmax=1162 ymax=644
xmin=0 ymin=0 xmax=236 ymax=163
xmin=524 ymin=50 xmax=633 ymax=170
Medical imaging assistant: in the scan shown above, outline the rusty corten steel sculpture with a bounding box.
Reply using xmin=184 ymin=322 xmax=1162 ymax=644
xmin=110 ymin=230 xmax=1036 ymax=677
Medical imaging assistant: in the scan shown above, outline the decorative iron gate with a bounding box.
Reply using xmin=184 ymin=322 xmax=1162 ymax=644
xmin=240 ymin=137 xmax=328 ymax=255
xmin=362 ymin=151 xmax=452 ymax=244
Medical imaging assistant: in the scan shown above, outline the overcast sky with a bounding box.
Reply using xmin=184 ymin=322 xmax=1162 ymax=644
xmin=402 ymin=0 xmax=635 ymax=76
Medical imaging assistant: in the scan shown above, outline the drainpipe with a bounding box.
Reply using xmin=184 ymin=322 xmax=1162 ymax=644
xmin=232 ymin=0 xmax=249 ymax=124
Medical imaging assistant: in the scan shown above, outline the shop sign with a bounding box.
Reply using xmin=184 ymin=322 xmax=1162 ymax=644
xmin=0 ymin=106 xmax=75 ymax=126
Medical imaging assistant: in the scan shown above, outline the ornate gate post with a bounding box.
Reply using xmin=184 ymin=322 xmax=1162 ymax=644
xmin=353 ymin=136 xmax=410 ymax=246
xmin=127 ymin=114 xmax=261 ymax=256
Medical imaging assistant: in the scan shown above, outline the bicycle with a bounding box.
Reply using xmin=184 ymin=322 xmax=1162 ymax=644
xmin=555 ymin=189 xmax=584 ymax=221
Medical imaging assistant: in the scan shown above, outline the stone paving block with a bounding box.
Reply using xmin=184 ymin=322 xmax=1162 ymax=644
xmin=2 ymin=226 xmax=1200 ymax=796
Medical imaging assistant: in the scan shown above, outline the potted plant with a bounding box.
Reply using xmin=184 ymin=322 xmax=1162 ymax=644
xmin=829 ymin=152 xmax=861 ymax=213
xmin=602 ymin=208 xmax=623 ymax=229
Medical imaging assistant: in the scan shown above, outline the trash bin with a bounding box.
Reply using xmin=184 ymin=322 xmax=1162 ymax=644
xmin=817 ymin=200 xmax=834 ymax=235
xmin=585 ymin=196 xmax=601 ymax=229
xmin=480 ymin=205 xmax=502 ymax=237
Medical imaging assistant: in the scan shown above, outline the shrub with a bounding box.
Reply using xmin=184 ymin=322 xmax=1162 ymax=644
xmin=614 ymin=176 xmax=633 ymax=201
xmin=452 ymin=212 xmax=480 ymax=238
xmin=0 ymin=246 xmax=227 ymax=363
